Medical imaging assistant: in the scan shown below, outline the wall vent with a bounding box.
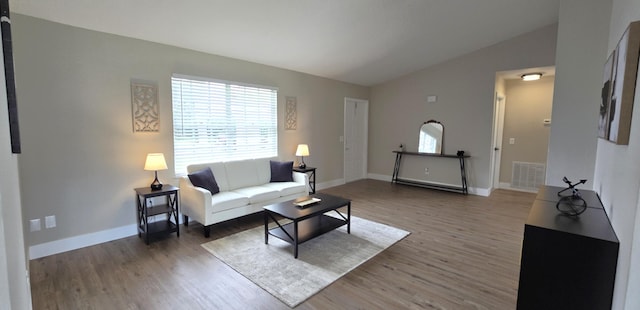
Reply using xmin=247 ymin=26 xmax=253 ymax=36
xmin=511 ymin=161 xmax=545 ymax=191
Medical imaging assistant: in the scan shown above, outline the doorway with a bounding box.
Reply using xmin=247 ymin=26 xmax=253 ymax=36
xmin=492 ymin=68 xmax=555 ymax=192
xmin=343 ymin=97 xmax=368 ymax=183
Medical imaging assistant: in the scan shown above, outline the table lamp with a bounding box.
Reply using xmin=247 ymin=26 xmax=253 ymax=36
xmin=295 ymin=144 xmax=309 ymax=168
xmin=144 ymin=153 xmax=168 ymax=190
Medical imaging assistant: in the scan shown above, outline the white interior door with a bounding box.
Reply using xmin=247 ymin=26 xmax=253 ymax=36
xmin=344 ymin=98 xmax=368 ymax=183
xmin=492 ymin=95 xmax=506 ymax=190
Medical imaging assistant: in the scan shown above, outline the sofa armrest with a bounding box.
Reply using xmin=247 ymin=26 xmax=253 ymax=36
xmin=292 ymin=171 xmax=310 ymax=193
xmin=179 ymin=176 xmax=212 ymax=225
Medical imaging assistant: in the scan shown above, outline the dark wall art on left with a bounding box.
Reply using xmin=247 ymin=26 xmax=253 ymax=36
xmin=1 ymin=0 xmax=20 ymax=153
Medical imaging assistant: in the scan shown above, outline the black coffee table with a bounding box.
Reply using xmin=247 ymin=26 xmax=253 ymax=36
xmin=263 ymin=193 xmax=351 ymax=258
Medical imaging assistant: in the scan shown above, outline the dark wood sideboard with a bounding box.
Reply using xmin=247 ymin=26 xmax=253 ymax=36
xmin=516 ymin=185 xmax=619 ymax=310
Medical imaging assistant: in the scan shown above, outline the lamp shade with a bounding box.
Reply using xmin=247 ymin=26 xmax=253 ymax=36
xmin=144 ymin=153 xmax=168 ymax=171
xmin=295 ymin=144 xmax=310 ymax=157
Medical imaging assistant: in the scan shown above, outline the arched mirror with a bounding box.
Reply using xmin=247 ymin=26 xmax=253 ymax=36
xmin=419 ymin=120 xmax=444 ymax=154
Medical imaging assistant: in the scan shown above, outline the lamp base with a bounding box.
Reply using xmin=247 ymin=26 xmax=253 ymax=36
xmin=150 ymin=171 xmax=163 ymax=191
xmin=298 ymin=157 xmax=306 ymax=169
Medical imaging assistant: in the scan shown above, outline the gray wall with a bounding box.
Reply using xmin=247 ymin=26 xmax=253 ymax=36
xmin=546 ymin=0 xmax=610 ymax=186
xmin=499 ymin=76 xmax=554 ymax=183
xmin=12 ymin=14 xmax=368 ymax=248
xmin=369 ymin=24 xmax=558 ymax=193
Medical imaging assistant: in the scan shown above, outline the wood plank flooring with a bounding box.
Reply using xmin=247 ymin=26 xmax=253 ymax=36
xmin=29 ymin=179 xmax=535 ymax=309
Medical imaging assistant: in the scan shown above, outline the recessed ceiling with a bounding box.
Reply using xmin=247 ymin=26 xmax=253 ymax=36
xmin=10 ymin=0 xmax=560 ymax=86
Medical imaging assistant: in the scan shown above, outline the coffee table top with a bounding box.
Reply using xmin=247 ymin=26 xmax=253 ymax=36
xmin=263 ymin=193 xmax=350 ymax=221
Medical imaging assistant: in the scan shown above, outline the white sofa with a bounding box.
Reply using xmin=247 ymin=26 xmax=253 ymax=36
xmin=179 ymin=157 xmax=309 ymax=237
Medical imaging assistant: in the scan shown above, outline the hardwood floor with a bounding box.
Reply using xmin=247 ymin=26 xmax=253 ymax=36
xmin=29 ymin=179 xmax=535 ymax=309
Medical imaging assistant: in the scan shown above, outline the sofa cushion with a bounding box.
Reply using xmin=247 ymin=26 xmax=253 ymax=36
xmin=232 ymin=186 xmax=280 ymax=204
xmin=263 ymin=182 xmax=308 ymax=197
xmin=270 ymin=160 xmax=294 ymax=182
xmin=188 ymin=162 xmax=230 ymax=191
xmin=210 ymin=191 xmax=250 ymax=212
xmin=255 ymin=157 xmax=278 ymax=184
xmin=188 ymin=168 xmax=220 ymax=194
xmin=225 ymin=159 xmax=261 ymax=190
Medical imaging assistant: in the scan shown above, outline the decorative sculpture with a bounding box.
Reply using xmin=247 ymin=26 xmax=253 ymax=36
xmin=556 ymin=176 xmax=588 ymax=216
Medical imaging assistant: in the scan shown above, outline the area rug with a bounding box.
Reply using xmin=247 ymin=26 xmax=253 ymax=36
xmin=201 ymin=216 xmax=410 ymax=307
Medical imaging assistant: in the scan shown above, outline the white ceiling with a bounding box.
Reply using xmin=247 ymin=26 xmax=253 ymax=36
xmin=10 ymin=0 xmax=560 ymax=86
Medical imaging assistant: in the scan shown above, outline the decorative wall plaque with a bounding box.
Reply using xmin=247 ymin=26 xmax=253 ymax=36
xmin=285 ymin=96 xmax=297 ymax=130
xmin=131 ymin=80 xmax=159 ymax=132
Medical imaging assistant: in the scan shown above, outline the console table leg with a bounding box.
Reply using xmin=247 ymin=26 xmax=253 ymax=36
xmin=459 ymin=156 xmax=468 ymax=195
xmin=392 ymin=152 xmax=402 ymax=183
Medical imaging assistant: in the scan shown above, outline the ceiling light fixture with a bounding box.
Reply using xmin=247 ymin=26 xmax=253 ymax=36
xmin=521 ymin=73 xmax=543 ymax=81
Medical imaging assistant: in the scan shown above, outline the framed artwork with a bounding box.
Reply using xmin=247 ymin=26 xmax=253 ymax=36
xmin=131 ymin=80 xmax=159 ymax=132
xmin=599 ymin=51 xmax=615 ymax=139
xmin=606 ymin=21 xmax=640 ymax=145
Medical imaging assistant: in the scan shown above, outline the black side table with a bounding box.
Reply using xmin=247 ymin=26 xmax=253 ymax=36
xmin=293 ymin=166 xmax=316 ymax=194
xmin=134 ymin=185 xmax=180 ymax=244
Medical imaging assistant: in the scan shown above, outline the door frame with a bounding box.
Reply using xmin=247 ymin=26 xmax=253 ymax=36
xmin=343 ymin=97 xmax=369 ymax=183
xmin=491 ymin=94 xmax=506 ymax=191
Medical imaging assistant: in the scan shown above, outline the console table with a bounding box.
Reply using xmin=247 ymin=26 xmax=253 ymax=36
xmin=391 ymin=151 xmax=469 ymax=194
xmin=516 ymin=185 xmax=619 ymax=309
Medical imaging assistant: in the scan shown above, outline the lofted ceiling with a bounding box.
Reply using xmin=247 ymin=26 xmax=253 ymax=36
xmin=10 ymin=0 xmax=560 ymax=86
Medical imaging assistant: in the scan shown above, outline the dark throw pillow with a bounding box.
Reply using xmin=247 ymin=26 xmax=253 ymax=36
xmin=188 ymin=167 xmax=220 ymax=195
xmin=270 ymin=160 xmax=294 ymax=182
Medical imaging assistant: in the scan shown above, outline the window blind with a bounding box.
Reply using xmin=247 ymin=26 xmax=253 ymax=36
xmin=171 ymin=75 xmax=278 ymax=175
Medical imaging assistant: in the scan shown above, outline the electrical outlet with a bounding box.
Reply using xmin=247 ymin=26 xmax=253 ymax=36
xmin=509 ymin=138 xmax=515 ymax=145
xmin=424 ymin=168 xmax=429 ymax=175
xmin=30 ymin=219 xmax=41 ymax=232
xmin=45 ymin=215 xmax=56 ymax=229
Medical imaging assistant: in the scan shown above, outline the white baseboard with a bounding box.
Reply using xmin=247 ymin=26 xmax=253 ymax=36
xmin=29 ymin=224 xmax=138 ymax=260
xmin=367 ymin=173 xmax=391 ymax=181
xmin=468 ymin=187 xmax=490 ymax=197
xmin=316 ymin=178 xmax=345 ymax=191
xmin=367 ymin=173 xmax=489 ymax=196
xmin=498 ymin=182 xmax=538 ymax=193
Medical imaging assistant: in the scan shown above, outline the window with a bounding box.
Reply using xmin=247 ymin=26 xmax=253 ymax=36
xmin=171 ymin=74 xmax=278 ymax=175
